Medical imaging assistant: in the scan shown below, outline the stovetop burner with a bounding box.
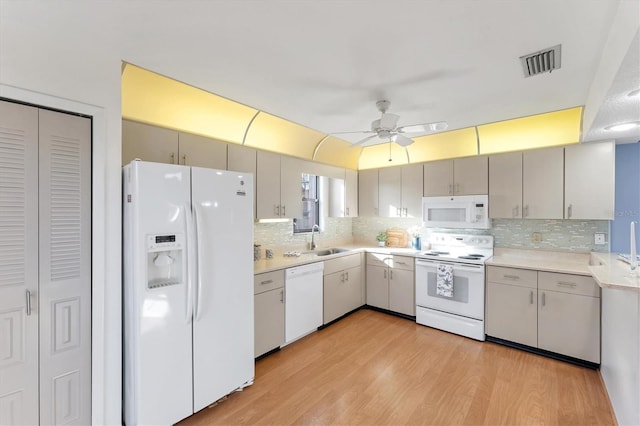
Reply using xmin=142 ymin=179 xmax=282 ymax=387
xmin=417 ymin=233 xmax=494 ymax=265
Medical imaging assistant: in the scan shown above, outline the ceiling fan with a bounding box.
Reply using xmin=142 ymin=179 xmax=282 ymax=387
xmin=333 ymin=100 xmax=448 ymax=147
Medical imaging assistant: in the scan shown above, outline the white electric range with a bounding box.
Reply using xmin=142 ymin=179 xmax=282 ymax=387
xmin=415 ymin=232 xmax=494 ymax=341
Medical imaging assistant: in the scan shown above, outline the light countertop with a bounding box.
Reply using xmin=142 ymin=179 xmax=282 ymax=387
xmin=256 ymin=245 xmax=640 ymax=292
xmin=588 ymin=252 xmax=640 ymax=291
xmin=486 ymin=248 xmax=592 ymax=276
xmin=254 ymin=245 xmax=420 ymax=274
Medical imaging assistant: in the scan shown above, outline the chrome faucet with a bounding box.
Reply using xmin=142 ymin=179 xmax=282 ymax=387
xmin=309 ymin=224 xmax=320 ymax=250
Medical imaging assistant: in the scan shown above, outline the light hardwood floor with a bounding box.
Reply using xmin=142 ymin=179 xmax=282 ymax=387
xmin=179 ymin=309 xmax=616 ymax=425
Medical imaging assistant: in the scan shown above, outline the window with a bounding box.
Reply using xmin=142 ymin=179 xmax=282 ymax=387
xmin=293 ymin=173 xmax=320 ymax=233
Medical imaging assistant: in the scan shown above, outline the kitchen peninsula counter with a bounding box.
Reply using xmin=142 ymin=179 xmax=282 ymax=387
xmin=589 ymin=252 xmax=640 ymax=292
xmin=486 ymin=248 xmax=592 ymax=276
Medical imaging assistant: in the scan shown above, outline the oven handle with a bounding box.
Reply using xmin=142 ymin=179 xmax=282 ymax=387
xmin=415 ymin=259 xmax=483 ymax=272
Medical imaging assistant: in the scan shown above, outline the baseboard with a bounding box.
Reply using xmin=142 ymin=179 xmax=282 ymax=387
xmin=485 ymin=335 xmax=600 ymax=369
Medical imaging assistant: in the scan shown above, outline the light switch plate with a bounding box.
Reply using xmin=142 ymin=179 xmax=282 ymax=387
xmin=594 ymin=233 xmax=607 ymax=245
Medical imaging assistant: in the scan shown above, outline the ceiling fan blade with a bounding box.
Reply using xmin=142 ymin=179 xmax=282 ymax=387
xmin=331 ymin=130 xmax=376 ymax=135
xmin=397 ymin=121 xmax=448 ymax=134
xmin=351 ymin=134 xmax=379 ymax=147
xmin=392 ymin=133 xmax=414 ymax=147
xmin=379 ymin=113 xmax=400 ymax=130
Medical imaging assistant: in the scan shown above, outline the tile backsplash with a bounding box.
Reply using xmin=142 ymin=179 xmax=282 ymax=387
xmin=254 ymin=216 xmax=610 ymax=254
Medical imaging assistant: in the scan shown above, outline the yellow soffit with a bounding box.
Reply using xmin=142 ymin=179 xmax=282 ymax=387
xmin=478 ymin=106 xmax=583 ymax=155
xmin=408 ymin=127 xmax=479 ymax=163
xmin=122 ymin=64 xmax=258 ymax=144
xmin=313 ymin=136 xmax=361 ymax=169
xmin=243 ymin=112 xmax=325 ymax=160
xmin=358 ymin=142 xmax=410 ymax=170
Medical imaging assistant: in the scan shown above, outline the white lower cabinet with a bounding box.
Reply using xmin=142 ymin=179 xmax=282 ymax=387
xmin=537 ymin=272 xmax=601 ymax=363
xmin=254 ymin=270 xmax=285 ymax=358
xmin=323 ymin=253 xmax=364 ymax=324
xmin=486 ymin=266 xmax=601 ymax=363
xmin=366 ymin=253 xmax=415 ymax=316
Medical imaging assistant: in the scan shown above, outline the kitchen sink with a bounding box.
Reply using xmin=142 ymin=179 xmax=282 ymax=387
xmin=314 ymin=248 xmax=351 ymax=256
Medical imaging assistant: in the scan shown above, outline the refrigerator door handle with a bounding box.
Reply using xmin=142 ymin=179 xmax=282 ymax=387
xmin=184 ymin=203 xmax=195 ymax=323
xmin=193 ymin=204 xmax=204 ymax=320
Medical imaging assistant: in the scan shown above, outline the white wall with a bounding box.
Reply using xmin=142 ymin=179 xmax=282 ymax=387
xmin=0 ymin=2 xmax=123 ymax=424
xmin=601 ymin=288 xmax=640 ymax=425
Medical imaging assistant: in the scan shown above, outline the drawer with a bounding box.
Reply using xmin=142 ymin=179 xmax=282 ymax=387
xmin=254 ymin=269 xmax=285 ymax=294
xmin=538 ymin=271 xmax=600 ymax=298
xmin=391 ymin=255 xmax=414 ymax=271
xmin=324 ymin=253 xmax=362 ymax=275
xmin=367 ymin=252 xmax=392 ymax=268
xmin=487 ymin=266 xmax=537 ymax=288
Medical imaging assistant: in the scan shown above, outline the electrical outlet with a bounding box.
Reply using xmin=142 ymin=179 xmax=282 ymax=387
xmin=532 ymin=232 xmax=542 ymax=242
xmin=594 ymin=233 xmax=607 ymax=245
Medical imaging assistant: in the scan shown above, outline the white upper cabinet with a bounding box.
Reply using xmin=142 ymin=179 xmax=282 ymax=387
xmin=123 ymin=120 xmax=227 ymax=169
xmin=523 ymin=147 xmax=564 ymax=219
xmin=489 ymin=147 xmax=564 ymax=219
xmin=424 ymin=157 xmax=488 ymax=197
xmin=122 ymin=119 xmax=179 ymax=165
xmin=358 ymin=169 xmax=379 ymax=217
xmin=489 ymin=152 xmax=523 ymax=219
xmin=378 ymin=164 xmax=423 ymax=218
xmin=564 ymin=141 xmax=615 ymax=220
xmin=423 ymin=159 xmax=453 ymax=197
xmin=256 ymin=150 xmax=282 ymax=219
xmin=178 ymin=132 xmax=227 ymax=169
xmin=378 ymin=167 xmax=402 ymax=217
xmin=401 ymin=163 xmax=424 ymax=218
xmin=345 ymin=168 xmax=358 ymax=217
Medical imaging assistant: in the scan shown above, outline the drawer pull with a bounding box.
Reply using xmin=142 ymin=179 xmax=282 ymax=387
xmin=557 ymin=281 xmax=577 ymax=288
xmin=345 ymin=271 xmax=349 ymax=282
xmin=260 ymin=279 xmax=273 ymax=285
xmin=396 ymin=261 xmax=407 ymax=265
xmin=503 ymin=274 xmax=520 ymax=280
xmin=529 ymin=290 xmax=533 ymax=305
xmin=541 ymin=292 xmax=546 ymax=307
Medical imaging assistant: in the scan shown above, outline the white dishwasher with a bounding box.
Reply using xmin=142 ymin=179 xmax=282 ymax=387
xmin=285 ymin=262 xmax=324 ymax=344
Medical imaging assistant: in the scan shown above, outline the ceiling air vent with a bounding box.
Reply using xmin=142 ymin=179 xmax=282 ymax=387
xmin=520 ymin=44 xmax=561 ymax=77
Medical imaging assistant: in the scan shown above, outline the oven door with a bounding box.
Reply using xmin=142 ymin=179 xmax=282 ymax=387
xmin=415 ymin=258 xmax=485 ymax=320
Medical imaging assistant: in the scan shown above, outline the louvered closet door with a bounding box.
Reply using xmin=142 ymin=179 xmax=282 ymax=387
xmin=0 ymin=101 xmax=39 ymax=425
xmin=38 ymin=109 xmax=91 ymax=425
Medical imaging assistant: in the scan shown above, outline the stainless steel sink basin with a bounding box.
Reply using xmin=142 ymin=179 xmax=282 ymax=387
xmin=314 ymin=248 xmax=351 ymax=256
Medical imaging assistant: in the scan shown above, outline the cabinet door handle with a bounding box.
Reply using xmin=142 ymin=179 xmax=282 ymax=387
xmin=523 ymin=205 xmax=529 ymax=218
xmin=274 ymin=205 xmax=279 ymax=216
xmin=541 ymin=292 xmax=546 ymax=307
xmin=390 ymin=270 xmax=393 ymax=280
xmin=345 ymin=271 xmax=349 ymax=282
xmin=340 ymin=273 xmax=345 ymax=283
xmin=26 ymin=290 xmax=32 ymax=316
xmin=567 ymin=204 xmax=572 ymax=219
xmin=383 ymin=269 xmax=387 ymax=279
xmin=557 ymin=281 xmax=577 ymax=288
xmin=513 ymin=205 xmax=519 ymax=218
xmin=448 ymin=184 xmax=453 ymax=195
xmin=170 ymin=152 xmax=175 ymax=164
xmin=529 ymin=290 xmax=534 ymax=305
xmin=282 ymin=205 xmax=286 ymax=216
xmin=346 ymin=207 xmax=350 ymax=216
xmin=280 ymin=290 xmax=284 ymax=303
xmin=455 ymin=183 xmax=460 ymax=194
xmin=182 ymin=154 xmax=187 ymax=165
xmin=503 ymin=274 xmax=520 ymax=280
xmin=260 ymin=279 xmax=273 ymax=285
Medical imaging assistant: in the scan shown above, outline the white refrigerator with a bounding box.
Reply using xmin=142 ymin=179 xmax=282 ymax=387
xmin=123 ymin=160 xmax=254 ymax=425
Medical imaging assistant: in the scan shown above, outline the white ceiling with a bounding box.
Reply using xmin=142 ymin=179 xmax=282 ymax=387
xmin=116 ymin=1 xmax=640 ymax=145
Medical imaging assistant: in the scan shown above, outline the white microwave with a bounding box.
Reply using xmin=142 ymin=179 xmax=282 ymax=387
xmin=422 ymin=195 xmax=490 ymax=229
